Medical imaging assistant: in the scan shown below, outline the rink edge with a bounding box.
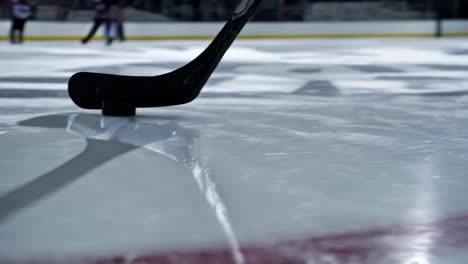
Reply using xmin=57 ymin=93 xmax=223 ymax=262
xmin=1 ymin=33 xmax=468 ymax=41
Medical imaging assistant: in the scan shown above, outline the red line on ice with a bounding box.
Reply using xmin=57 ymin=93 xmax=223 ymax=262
xmin=6 ymin=213 xmax=468 ymax=264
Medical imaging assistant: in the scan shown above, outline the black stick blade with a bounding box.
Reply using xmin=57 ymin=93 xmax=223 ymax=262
xmin=68 ymin=0 xmax=262 ymax=116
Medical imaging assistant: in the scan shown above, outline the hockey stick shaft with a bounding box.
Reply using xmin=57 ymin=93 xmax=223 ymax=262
xmin=68 ymin=0 xmax=262 ymax=113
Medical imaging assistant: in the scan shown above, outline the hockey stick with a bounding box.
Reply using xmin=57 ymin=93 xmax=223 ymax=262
xmin=68 ymin=0 xmax=262 ymax=116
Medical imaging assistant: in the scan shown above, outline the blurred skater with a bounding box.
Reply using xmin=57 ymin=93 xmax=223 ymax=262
xmin=104 ymin=0 xmax=125 ymax=45
xmin=104 ymin=0 xmax=119 ymax=45
xmin=81 ymin=0 xmax=110 ymax=44
xmin=116 ymin=1 xmax=126 ymax=41
xmin=9 ymin=0 xmax=32 ymax=44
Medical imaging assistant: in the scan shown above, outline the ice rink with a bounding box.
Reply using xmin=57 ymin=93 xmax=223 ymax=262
xmin=1 ymin=38 xmax=468 ymax=264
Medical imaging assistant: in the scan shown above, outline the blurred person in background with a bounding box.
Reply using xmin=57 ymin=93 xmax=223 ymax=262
xmin=104 ymin=0 xmax=121 ymax=45
xmin=116 ymin=1 xmax=126 ymax=42
xmin=9 ymin=0 xmax=31 ymax=44
xmin=81 ymin=0 xmax=111 ymax=44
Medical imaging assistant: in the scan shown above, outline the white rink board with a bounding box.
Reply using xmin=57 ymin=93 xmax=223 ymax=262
xmin=442 ymin=19 xmax=468 ymax=34
xmin=1 ymin=20 xmax=467 ymax=38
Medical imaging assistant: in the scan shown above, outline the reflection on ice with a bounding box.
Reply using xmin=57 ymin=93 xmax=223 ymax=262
xmin=68 ymin=114 xmax=245 ymax=263
xmin=2 ymin=113 xmax=243 ymax=264
xmin=189 ymin=155 xmax=245 ymax=264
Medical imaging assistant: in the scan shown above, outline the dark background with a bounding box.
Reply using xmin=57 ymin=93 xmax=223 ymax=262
xmin=1 ymin=0 xmax=468 ymax=21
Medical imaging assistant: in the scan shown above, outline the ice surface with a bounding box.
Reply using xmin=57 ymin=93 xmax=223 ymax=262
xmin=0 ymin=39 xmax=468 ymax=264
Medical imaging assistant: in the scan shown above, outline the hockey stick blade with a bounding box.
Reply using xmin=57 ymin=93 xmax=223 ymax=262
xmin=68 ymin=0 xmax=262 ymax=116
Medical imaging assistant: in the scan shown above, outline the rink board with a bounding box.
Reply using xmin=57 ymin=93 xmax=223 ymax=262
xmin=1 ymin=20 xmax=468 ymax=40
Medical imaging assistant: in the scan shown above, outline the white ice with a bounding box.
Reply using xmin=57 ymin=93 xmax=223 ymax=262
xmin=0 ymin=38 xmax=468 ymax=264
